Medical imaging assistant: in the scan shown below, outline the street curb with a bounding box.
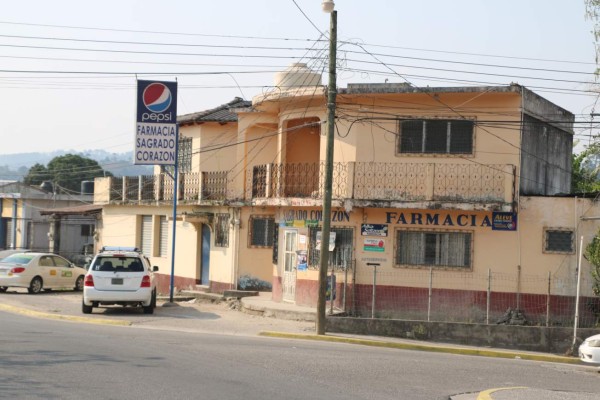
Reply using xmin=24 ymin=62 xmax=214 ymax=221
xmin=0 ymin=303 xmax=132 ymax=327
xmin=258 ymin=331 xmax=581 ymax=365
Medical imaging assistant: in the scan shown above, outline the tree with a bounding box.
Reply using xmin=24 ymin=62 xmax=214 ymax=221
xmin=23 ymin=154 xmax=112 ymax=193
xmin=572 ymin=147 xmax=600 ymax=193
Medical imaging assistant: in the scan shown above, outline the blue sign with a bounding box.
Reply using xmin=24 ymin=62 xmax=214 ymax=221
xmin=361 ymin=223 xmax=388 ymax=237
xmin=135 ymin=80 xmax=178 ymax=165
xmin=492 ymin=212 xmax=517 ymax=231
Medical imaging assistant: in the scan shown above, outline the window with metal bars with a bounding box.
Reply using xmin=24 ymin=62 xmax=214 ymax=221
xmin=544 ymin=229 xmax=574 ymax=253
xmin=397 ymin=119 xmax=474 ymax=155
xmin=248 ymin=215 xmax=275 ymax=248
xmin=214 ymin=214 xmax=230 ymax=247
xmin=163 ymin=136 xmax=192 ymax=174
xmin=308 ymin=227 xmax=354 ymax=269
xmin=395 ymin=230 xmax=472 ymax=269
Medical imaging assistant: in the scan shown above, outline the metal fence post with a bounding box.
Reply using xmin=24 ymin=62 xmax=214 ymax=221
xmin=486 ymin=268 xmax=491 ymax=325
xmin=367 ymin=263 xmax=379 ymax=319
xmin=546 ymin=271 xmax=551 ymax=327
xmin=428 ymin=267 xmax=433 ymax=322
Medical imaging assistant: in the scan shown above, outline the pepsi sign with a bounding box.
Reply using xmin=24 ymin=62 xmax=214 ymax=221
xmin=135 ymin=80 xmax=178 ymax=165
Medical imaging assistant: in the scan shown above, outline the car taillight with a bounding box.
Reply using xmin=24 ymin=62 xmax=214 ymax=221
xmin=11 ymin=267 xmax=25 ymax=274
xmin=140 ymin=275 xmax=151 ymax=288
xmin=84 ymin=274 xmax=94 ymax=287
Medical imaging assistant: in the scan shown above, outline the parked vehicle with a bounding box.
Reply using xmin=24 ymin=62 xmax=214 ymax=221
xmin=82 ymin=246 xmax=158 ymax=314
xmin=0 ymin=252 xmax=86 ymax=294
xmin=0 ymin=249 xmax=31 ymax=261
xmin=579 ymin=334 xmax=600 ymax=365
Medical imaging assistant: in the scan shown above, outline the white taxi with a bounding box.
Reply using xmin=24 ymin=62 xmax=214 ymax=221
xmin=0 ymin=252 xmax=86 ymax=294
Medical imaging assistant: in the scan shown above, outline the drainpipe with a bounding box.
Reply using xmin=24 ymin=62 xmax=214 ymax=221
xmin=232 ymin=208 xmax=241 ymax=290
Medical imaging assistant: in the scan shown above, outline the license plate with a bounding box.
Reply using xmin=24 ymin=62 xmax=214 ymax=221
xmin=111 ymin=278 xmax=123 ymax=285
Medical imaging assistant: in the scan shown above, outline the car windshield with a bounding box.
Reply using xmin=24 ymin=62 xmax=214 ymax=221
xmin=0 ymin=254 xmax=34 ymax=265
xmin=91 ymin=256 xmax=144 ymax=272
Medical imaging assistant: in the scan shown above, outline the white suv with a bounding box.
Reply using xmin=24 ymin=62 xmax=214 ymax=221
xmin=82 ymin=246 xmax=158 ymax=314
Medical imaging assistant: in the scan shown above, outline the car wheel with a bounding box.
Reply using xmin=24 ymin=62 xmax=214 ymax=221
xmin=28 ymin=277 xmax=43 ymax=294
xmin=74 ymin=275 xmax=84 ymax=291
xmin=0 ymin=286 xmax=7 ymax=293
xmin=143 ymin=290 xmax=156 ymax=314
xmin=82 ymin=300 xmax=93 ymax=314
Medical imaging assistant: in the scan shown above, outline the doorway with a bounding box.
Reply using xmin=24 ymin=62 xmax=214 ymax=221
xmin=282 ymin=230 xmax=298 ymax=302
xmin=200 ymin=224 xmax=211 ymax=285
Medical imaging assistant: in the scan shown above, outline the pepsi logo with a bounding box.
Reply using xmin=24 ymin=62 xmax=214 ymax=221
xmin=143 ymin=83 xmax=172 ymax=113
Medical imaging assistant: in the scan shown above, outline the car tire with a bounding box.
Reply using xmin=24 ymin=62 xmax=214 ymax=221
xmin=143 ymin=290 xmax=156 ymax=314
xmin=82 ymin=301 xmax=93 ymax=314
xmin=28 ymin=277 xmax=43 ymax=294
xmin=74 ymin=275 xmax=84 ymax=292
xmin=0 ymin=286 xmax=7 ymax=293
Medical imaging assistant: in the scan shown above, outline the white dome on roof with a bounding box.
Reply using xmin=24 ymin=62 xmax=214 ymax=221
xmin=274 ymin=63 xmax=322 ymax=88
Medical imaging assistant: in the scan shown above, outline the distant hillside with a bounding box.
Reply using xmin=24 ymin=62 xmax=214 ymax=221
xmin=0 ymin=150 xmax=153 ymax=180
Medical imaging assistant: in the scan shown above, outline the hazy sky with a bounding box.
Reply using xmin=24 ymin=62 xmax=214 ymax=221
xmin=0 ymin=0 xmax=596 ymax=159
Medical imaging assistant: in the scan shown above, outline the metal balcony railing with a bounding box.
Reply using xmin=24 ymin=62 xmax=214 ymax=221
xmin=99 ymin=162 xmax=513 ymax=205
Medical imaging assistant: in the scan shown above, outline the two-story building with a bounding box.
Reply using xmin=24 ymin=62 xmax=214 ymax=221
xmin=93 ymin=64 xmax=599 ymax=326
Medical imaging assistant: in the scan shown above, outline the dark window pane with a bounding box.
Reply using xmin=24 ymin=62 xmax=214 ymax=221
xmin=424 ymin=120 xmax=448 ymax=153
xmin=450 ymin=120 xmax=473 ymax=154
xmin=546 ymin=230 xmax=573 ymax=252
xmin=424 ymin=233 xmax=437 ymax=264
xmin=399 ymin=120 xmax=423 ymax=153
xmin=251 ymin=217 xmax=274 ymax=247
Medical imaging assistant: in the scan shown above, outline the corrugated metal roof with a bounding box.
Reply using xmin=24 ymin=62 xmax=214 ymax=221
xmin=178 ymin=97 xmax=251 ymax=125
xmin=39 ymin=204 xmax=103 ymax=216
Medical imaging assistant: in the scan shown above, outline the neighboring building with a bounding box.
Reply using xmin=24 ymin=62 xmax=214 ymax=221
xmin=93 ymin=64 xmax=600 ymax=326
xmin=0 ymin=182 xmax=97 ymax=262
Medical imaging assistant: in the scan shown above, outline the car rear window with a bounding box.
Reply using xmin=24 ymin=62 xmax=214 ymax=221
xmin=91 ymin=256 xmax=145 ymax=272
xmin=0 ymin=254 xmax=34 ymax=264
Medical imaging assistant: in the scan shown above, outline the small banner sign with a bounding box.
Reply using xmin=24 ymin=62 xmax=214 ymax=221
xmin=361 ymin=223 xmax=388 ymax=237
xmin=492 ymin=212 xmax=518 ymax=231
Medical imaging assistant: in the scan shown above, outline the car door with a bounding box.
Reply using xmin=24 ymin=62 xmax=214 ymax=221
xmin=51 ymin=255 xmax=75 ymax=288
xmin=37 ymin=255 xmax=58 ymax=287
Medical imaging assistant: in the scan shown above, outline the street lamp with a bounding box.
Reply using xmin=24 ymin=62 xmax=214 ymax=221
xmin=316 ymin=0 xmax=337 ymax=335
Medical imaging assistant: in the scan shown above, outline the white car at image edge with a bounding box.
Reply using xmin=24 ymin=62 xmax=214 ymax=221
xmin=82 ymin=246 xmax=158 ymax=314
xmin=579 ymin=333 xmax=600 ymax=365
xmin=0 ymin=252 xmax=86 ymax=293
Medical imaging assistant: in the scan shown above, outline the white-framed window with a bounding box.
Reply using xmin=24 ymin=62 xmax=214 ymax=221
xmin=543 ymin=228 xmax=574 ymax=254
xmin=214 ymin=214 xmax=230 ymax=248
xmin=248 ymin=215 xmax=275 ymax=248
xmin=395 ymin=229 xmax=472 ymax=269
xmin=397 ymin=119 xmax=474 ymax=155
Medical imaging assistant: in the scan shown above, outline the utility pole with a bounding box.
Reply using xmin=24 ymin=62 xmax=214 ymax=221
xmin=316 ymin=0 xmax=337 ymax=336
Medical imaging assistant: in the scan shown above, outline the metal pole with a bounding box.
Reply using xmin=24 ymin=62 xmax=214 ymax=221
xmin=487 ymin=268 xmax=491 ymax=325
xmin=330 ymin=267 xmax=334 ymax=315
xmin=573 ymin=235 xmax=584 ymax=350
xmin=343 ymin=259 xmax=347 ymax=312
xmin=371 ymin=264 xmax=377 ymax=319
xmin=516 ymin=264 xmax=521 ymax=310
xmin=316 ymin=9 xmax=337 ymax=336
xmin=168 ymin=126 xmax=180 ymax=303
xmin=546 ymin=271 xmax=551 ymax=327
xmin=427 ymin=267 xmax=433 ymax=322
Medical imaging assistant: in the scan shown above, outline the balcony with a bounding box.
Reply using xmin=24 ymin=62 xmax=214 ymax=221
xmin=247 ymin=161 xmax=514 ymax=208
xmin=96 ymin=162 xmax=514 ymax=209
xmin=95 ymin=171 xmax=232 ymax=205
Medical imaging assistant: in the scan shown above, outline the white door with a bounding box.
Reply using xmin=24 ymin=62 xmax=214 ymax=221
xmin=282 ymin=230 xmax=297 ymax=302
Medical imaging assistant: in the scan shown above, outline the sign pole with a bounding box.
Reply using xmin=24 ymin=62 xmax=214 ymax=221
xmin=168 ymin=126 xmax=180 ymax=304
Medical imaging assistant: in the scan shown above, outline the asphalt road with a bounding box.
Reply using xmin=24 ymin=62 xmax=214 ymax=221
xmin=1 ymin=299 xmax=600 ymax=400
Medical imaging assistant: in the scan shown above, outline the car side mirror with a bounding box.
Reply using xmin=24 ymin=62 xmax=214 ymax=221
xmin=153 ymin=266 xmax=159 ymax=272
